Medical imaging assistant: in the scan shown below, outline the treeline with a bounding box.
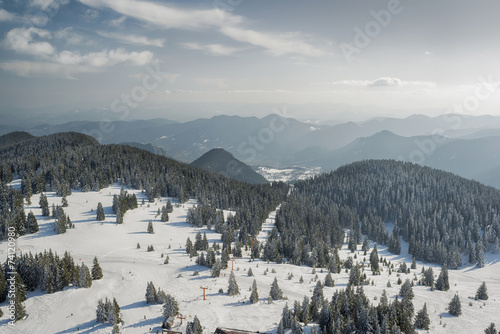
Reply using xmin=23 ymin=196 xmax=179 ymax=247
xmin=0 ymin=132 xmax=288 ymax=240
xmin=274 ymin=160 xmax=500 ymax=267
xmin=0 ymin=184 xmax=39 ymax=239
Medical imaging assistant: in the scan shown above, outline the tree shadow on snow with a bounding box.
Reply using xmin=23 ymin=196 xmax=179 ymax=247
xmin=55 ymin=319 xmax=108 ymax=334
xmin=121 ymin=300 xmax=147 ymax=310
xmin=125 ymin=315 xmax=162 ymax=329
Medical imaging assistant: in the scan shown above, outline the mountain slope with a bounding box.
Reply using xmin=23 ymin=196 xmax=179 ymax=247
xmin=191 ymin=148 xmax=268 ymax=184
xmin=0 ymin=131 xmax=35 ymax=148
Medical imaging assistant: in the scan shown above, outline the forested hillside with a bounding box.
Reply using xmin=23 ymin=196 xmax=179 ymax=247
xmin=271 ymin=160 xmax=500 ymax=268
xmin=0 ymin=132 xmax=288 ymax=241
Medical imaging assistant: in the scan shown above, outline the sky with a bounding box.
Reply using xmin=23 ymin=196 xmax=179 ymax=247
xmin=1 ymin=0 xmax=500 ymax=122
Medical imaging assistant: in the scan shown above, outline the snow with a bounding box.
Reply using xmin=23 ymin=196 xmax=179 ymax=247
xmin=0 ymin=183 xmax=499 ymax=333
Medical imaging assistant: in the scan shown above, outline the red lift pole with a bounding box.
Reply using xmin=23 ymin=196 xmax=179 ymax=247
xmin=200 ymin=286 xmax=208 ymax=300
xmin=177 ymin=314 xmax=186 ymax=325
xmin=230 ymin=259 xmax=235 ymax=271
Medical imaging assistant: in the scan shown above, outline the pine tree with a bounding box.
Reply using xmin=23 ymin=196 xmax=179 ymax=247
xmin=26 ymin=211 xmax=39 ymax=234
xmin=270 ymin=277 xmax=283 ymax=300
xmin=324 ymin=272 xmax=334 ymax=287
xmin=362 ymin=236 xmax=370 ymax=252
xmin=0 ymin=269 xmax=6 ymax=303
xmin=250 ymin=279 xmax=259 ymax=304
xmin=228 ymin=271 xmax=239 ymax=296
xmin=12 ymin=273 xmax=27 ymax=321
xmin=96 ymin=202 xmax=105 ymax=221
xmin=146 ymin=281 xmax=157 ymax=303
xmin=116 ymin=208 xmax=123 ymax=224
xmin=156 ymin=288 xmax=167 ymax=304
xmin=247 ymin=268 xmax=254 ymax=276
xmin=166 ymin=199 xmax=173 ymax=213
xmin=39 ymin=193 xmax=49 ymax=216
xmin=310 ymin=280 xmax=324 ymax=321
xmin=477 ymin=245 xmax=486 ymax=268
xmin=414 ymin=303 xmax=430 ymax=330
xmin=411 ymin=257 xmax=417 ymax=270
xmin=436 ymin=265 xmax=450 ymax=291
xmin=399 ymin=279 xmax=414 ymax=300
xmin=110 ymin=297 xmax=122 ymax=325
xmin=370 ymin=244 xmax=380 ymax=273
xmin=484 ymin=323 xmax=498 ymax=334
xmin=211 ymin=259 xmax=222 ymax=278
xmin=161 ymin=206 xmax=169 ymax=222
xmin=476 ymin=282 xmax=488 ymax=300
xmin=79 ymin=262 xmax=92 ymax=288
xmin=147 ymin=220 xmax=154 ymax=234
xmin=91 ymin=256 xmax=103 ymax=280
xmin=422 ymin=267 xmax=434 ymax=287
xmin=448 ymin=294 xmax=462 ymax=316
xmin=162 ymin=294 xmax=179 ymax=327
xmin=186 ymin=316 xmax=203 ymax=334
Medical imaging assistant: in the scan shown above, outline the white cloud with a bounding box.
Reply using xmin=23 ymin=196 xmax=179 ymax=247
xmin=0 ymin=60 xmax=95 ymax=79
xmin=83 ymin=8 xmax=99 ymax=21
xmin=313 ymin=77 xmax=437 ymax=89
xmin=97 ymin=31 xmax=165 ymax=47
xmin=108 ymin=15 xmax=126 ymax=27
xmin=55 ymin=27 xmax=86 ymax=45
xmin=30 ymin=0 xmax=69 ymax=9
xmin=219 ymin=26 xmax=328 ymax=57
xmin=0 ymin=9 xmax=20 ymax=22
xmin=129 ymin=72 xmax=179 ymax=83
xmin=5 ymin=27 xmax=55 ymax=56
xmin=79 ymin=0 xmax=328 ymax=57
xmin=78 ymin=0 xmax=242 ymax=30
xmin=55 ymin=48 xmax=154 ymax=67
xmin=182 ymin=42 xmax=244 ymax=56
xmin=195 ymin=77 xmax=227 ymax=88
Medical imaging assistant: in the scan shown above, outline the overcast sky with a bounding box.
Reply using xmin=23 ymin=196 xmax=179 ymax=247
xmin=1 ymin=0 xmax=500 ymax=122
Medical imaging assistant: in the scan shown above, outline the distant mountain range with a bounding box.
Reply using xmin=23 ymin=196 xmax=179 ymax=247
xmin=2 ymin=113 xmax=500 ymax=188
xmin=191 ymin=148 xmax=268 ymax=184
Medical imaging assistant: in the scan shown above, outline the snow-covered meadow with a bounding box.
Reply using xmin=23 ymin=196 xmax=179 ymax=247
xmin=0 ymin=183 xmax=499 ymax=333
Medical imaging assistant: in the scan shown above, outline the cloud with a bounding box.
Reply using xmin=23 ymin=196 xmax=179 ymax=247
xmin=29 ymin=0 xmax=69 ymax=10
xmin=55 ymin=48 xmax=154 ymax=67
xmin=78 ymin=0 xmax=242 ymax=30
xmin=79 ymin=0 xmax=328 ymax=57
xmin=219 ymin=26 xmax=328 ymax=57
xmin=313 ymin=77 xmax=437 ymax=89
xmin=5 ymin=27 xmax=55 ymax=56
xmin=0 ymin=9 xmax=20 ymax=22
xmin=55 ymin=27 xmax=86 ymax=45
xmin=83 ymin=8 xmax=99 ymax=21
xmin=130 ymin=72 xmax=179 ymax=83
xmin=108 ymin=15 xmax=126 ymax=27
xmin=195 ymin=77 xmax=227 ymax=88
xmin=181 ymin=42 xmax=244 ymax=56
xmin=97 ymin=31 xmax=165 ymax=47
xmin=0 ymin=60 xmax=96 ymax=79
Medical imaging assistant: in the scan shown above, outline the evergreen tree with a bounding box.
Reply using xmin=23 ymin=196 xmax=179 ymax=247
xmin=0 ymin=269 xmax=6 ymax=303
xmin=476 ymin=282 xmax=488 ymax=300
xmin=186 ymin=316 xmax=203 ymax=334
xmin=324 ymin=272 xmax=334 ymax=287
xmin=211 ymin=259 xmax=222 ymax=278
xmin=362 ymin=236 xmax=370 ymax=252
xmin=146 ymin=281 xmax=157 ymax=304
xmin=162 ymin=294 xmax=179 ymax=327
xmin=436 ymin=265 xmax=450 ymax=291
xmin=116 ymin=208 xmax=123 ymax=224
xmin=485 ymin=323 xmax=498 ymax=334
xmin=310 ymin=280 xmax=324 ymax=321
xmin=96 ymin=202 xmax=105 ymax=221
xmin=422 ymin=267 xmax=434 ymax=287
xmin=228 ymin=271 xmax=239 ymax=296
xmin=79 ymin=262 xmax=92 ymax=288
xmin=39 ymin=193 xmax=49 ymax=216
xmin=270 ymin=277 xmax=283 ymax=300
xmin=370 ymin=244 xmax=380 ymax=273
xmin=147 ymin=220 xmax=154 ymax=234
xmin=12 ymin=273 xmax=27 ymax=321
xmin=91 ymin=256 xmax=103 ymax=280
xmin=247 ymin=268 xmax=254 ymax=277
xmin=411 ymin=257 xmax=417 ymax=270
xmin=161 ymin=206 xmax=169 ymax=222
xmin=414 ymin=303 xmax=430 ymax=330
xmin=110 ymin=297 xmax=122 ymax=325
xmin=166 ymin=199 xmax=174 ymax=213
xmin=448 ymin=294 xmax=462 ymax=316
xmin=26 ymin=211 xmax=39 ymax=234
xmin=250 ymin=279 xmax=258 ymax=304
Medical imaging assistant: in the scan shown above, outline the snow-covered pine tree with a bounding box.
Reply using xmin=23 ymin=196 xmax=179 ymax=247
xmin=110 ymin=298 xmax=122 ymax=325
xmin=247 ymin=267 xmax=254 ymax=276
xmin=211 ymin=259 xmax=222 ymax=278
xmin=476 ymin=281 xmax=488 ymax=300
xmin=26 ymin=211 xmax=38 ymax=233
xmin=448 ymin=294 xmax=462 ymax=316
xmin=414 ymin=303 xmax=430 ymax=330
xmin=39 ymin=193 xmax=49 ymax=216
xmin=250 ymin=279 xmax=258 ymax=304
xmin=270 ymin=277 xmax=283 ymax=300
xmin=484 ymin=323 xmax=498 ymax=334
xmin=147 ymin=220 xmax=154 ymax=234
xmin=186 ymin=316 xmax=203 ymax=334
xmin=156 ymin=288 xmax=167 ymax=304
xmin=370 ymin=244 xmax=380 ymax=273
xmin=146 ymin=281 xmax=157 ymax=303
xmin=436 ymin=265 xmax=450 ymax=291
xmin=161 ymin=205 xmax=169 ymax=222
xmin=79 ymin=262 xmax=92 ymax=288
xmin=162 ymin=294 xmax=179 ymax=326
xmin=310 ymin=280 xmax=324 ymax=321
xmin=96 ymin=298 xmax=107 ymax=323
xmin=228 ymin=271 xmax=239 ymax=296
xmin=91 ymin=256 xmax=103 ymax=280
xmin=166 ymin=199 xmax=173 ymax=213
xmin=324 ymin=272 xmax=334 ymax=287
xmin=96 ymin=202 xmax=105 ymax=221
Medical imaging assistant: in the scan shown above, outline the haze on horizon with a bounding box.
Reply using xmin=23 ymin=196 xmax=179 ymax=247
xmin=1 ymin=0 xmax=500 ymax=123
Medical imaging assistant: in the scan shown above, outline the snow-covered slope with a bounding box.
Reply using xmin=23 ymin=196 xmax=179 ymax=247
xmin=0 ymin=184 xmax=499 ymax=333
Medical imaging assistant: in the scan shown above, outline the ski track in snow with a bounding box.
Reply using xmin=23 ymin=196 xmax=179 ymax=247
xmin=0 ymin=184 xmax=499 ymax=333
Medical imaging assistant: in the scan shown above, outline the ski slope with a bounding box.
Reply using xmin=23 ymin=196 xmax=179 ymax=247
xmin=0 ymin=183 xmax=499 ymax=333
